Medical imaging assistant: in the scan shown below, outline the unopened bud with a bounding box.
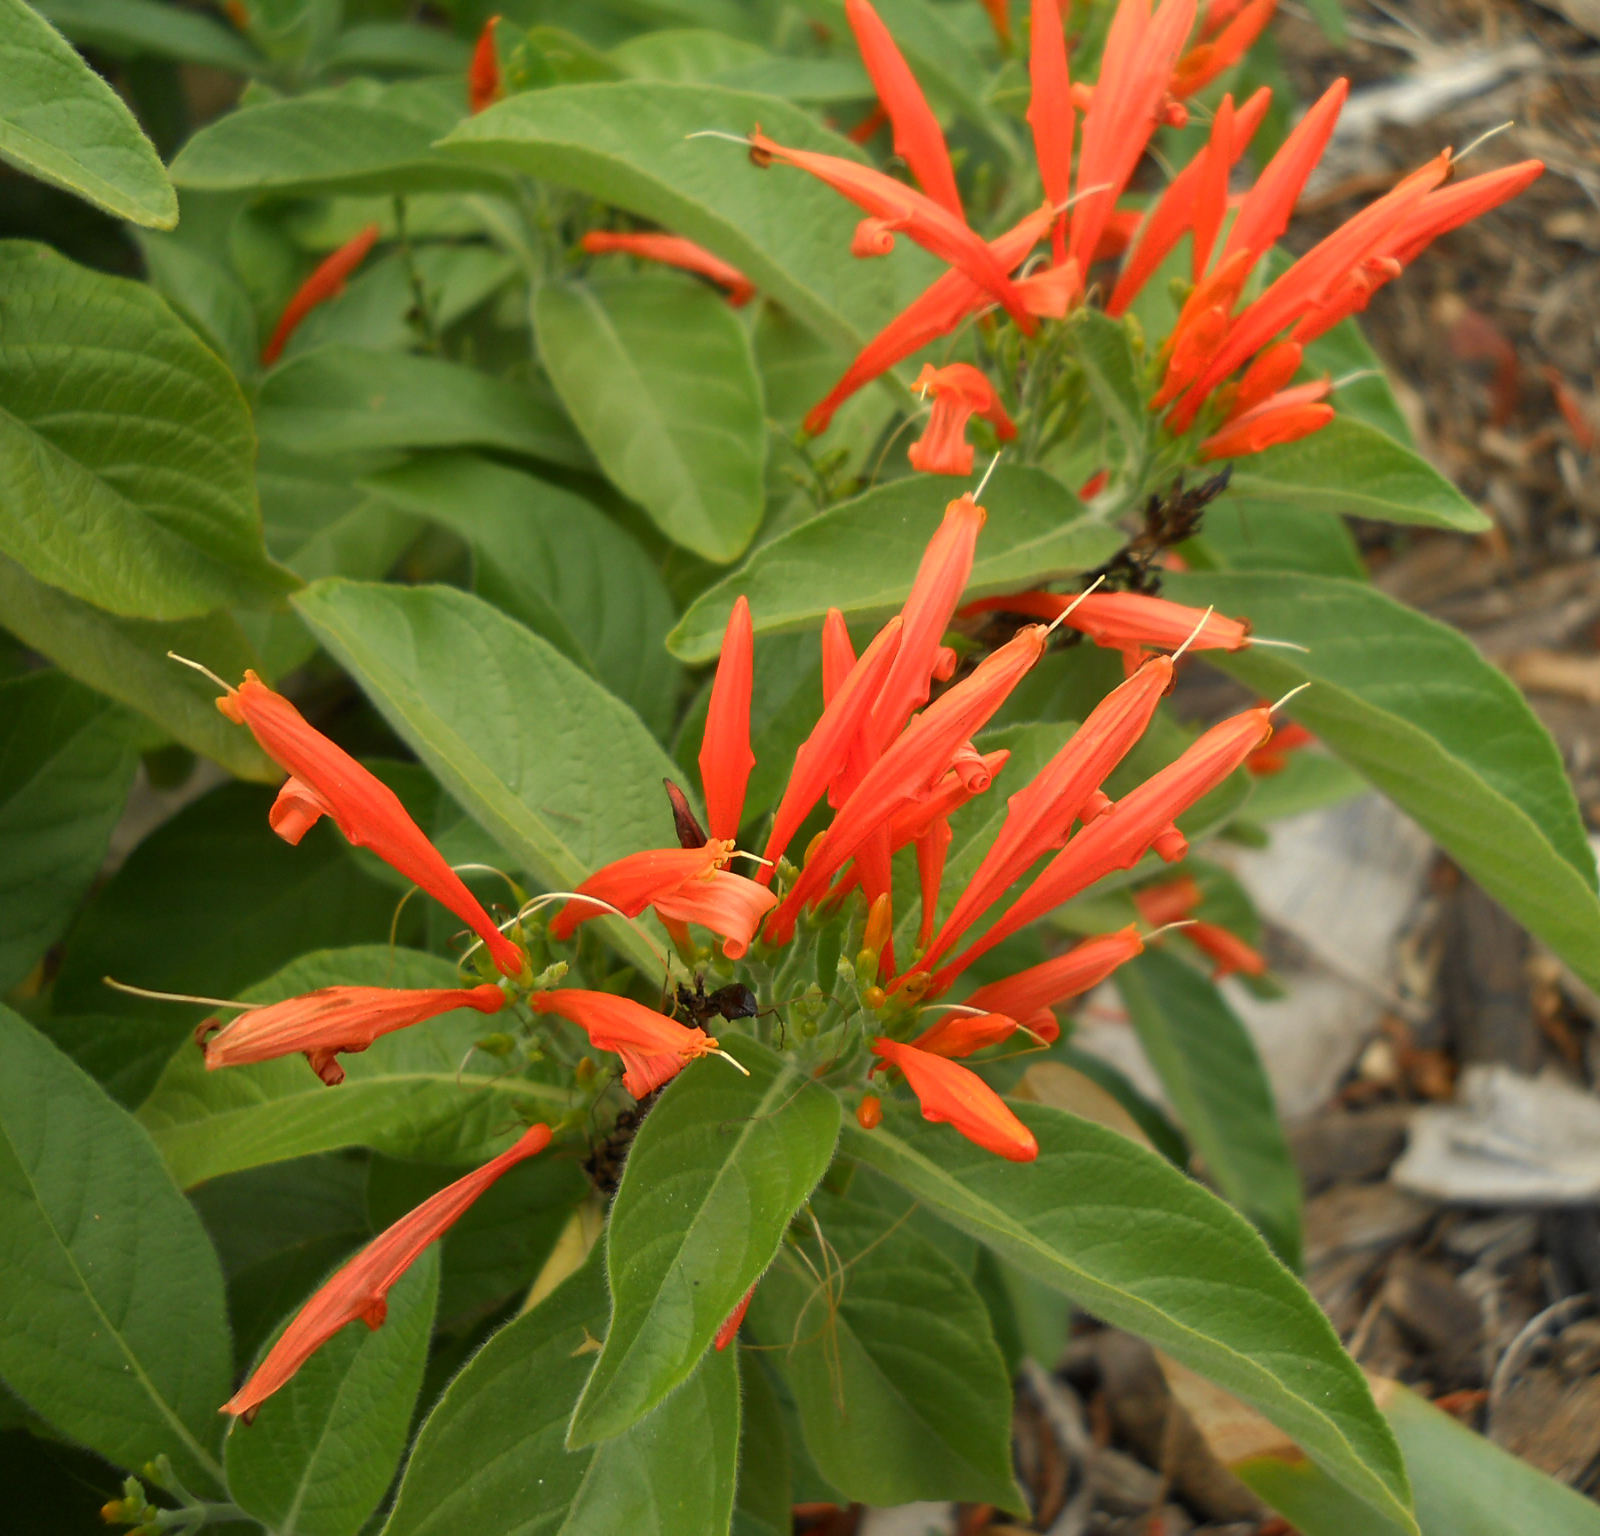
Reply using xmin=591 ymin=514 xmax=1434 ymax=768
xmin=863 ymin=892 xmax=893 ymax=958
xmin=802 ymin=830 xmax=827 ymax=868
xmin=533 ymin=960 xmax=569 ymax=989
xmin=862 ymin=985 xmax=887 ymax=1010
xmin=574 ymin=1056 xmax=596 ymax=1084
xmin=856 ymin=1093 xmax=883 ymax=1130
xmin=475 ymin=1032 xmax=515 ymax=1058
xmin=800 ymin=1016 xmax=818 ymax=1038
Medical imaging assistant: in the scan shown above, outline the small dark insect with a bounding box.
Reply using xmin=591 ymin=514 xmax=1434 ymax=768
xmin=584 ymin=1089 xmax=663 ymax=1197
xmin=673 ymin=973 xmax=759 ymax=1029
xmin=1080 ymin=466 xmax=1234 ymax=596
xmin=663 ymin=777 xmax=707 ymax=850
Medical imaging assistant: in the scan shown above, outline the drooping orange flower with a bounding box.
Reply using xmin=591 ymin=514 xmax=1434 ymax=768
xmin=962 ymin=590 xmax=1250 ymax=670
xmin=1169 ymin=0 xmax=1276 ymax=97
xmin=1027 ymin=0 xmax=1073 ymax=259
xmin=223 ymin=1123 xmax=552 ymax=1419
xmin=964 ymin=925 xmax=1146 ymax=1020
xmin=215 ymin=672 xmax=527 ymax=978
xmin=1199 ymin=380 xmax=1333 ymax=459
xmin=531 ymin=989 xmax=725 ymax=1097
xmin=1134 ymin=879 xmax=1268 ymax=978
xmin=907 ymin=364 xmax=1017 ymax=476
xmin=581 ymin=231 xmax=756 ymax=304
xmin=907 ymin=1009 xmax=1022 ymax=1058
xmin=199 ymin=983 xmax=505 ymax=1085
xmin=262 ymin=225 xmax=381 ymax=365
xmin=652 ymin=867 xmax=779 ymax=960
xmin=749 ymin=132 xmax=1035 ymax=330
xmin=467 ymin=15 xmax=501 ymax=114
xmin=927 ymin=704 xmax=1276 ymax=989
xmin=870 ymin=1038 xmax=1037 ymax=1160
xmin=701 ymin=596 xmax=756 ymax=842
xmin=847 ymin=0 xmax=964 ymax=218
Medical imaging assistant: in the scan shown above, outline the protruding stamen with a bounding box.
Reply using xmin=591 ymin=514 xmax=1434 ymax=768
xmin=709 ymin=1047 xmax=752 ymax=1076
xmin=166 ymin=652 xmax=232 ymax=692
xmin=1170 ymin=605 xmax=1216 ymax=663
xmin=1141 ymin=919 xmax=1199 ymax=941
xmin=1249 ymin=637 xmax=1312 ymax=653
xmin=104 ymin=976 xmax=263 ymax=1010
xmin=973 ymin=451 xmax=1003 ymax=500
xmin=685 ymin=129 xmax=753 ymax=145
xmin=1044 ymin=574 xmax=1107 ymax=638
xmin=1269 ymin=681 xmax=1313 ymax=714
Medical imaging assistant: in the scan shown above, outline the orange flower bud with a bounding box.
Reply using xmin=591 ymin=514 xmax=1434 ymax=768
xmin=856 ymin=1092 xmax=884 ymax=1129
xmin=581 ymin=231 xmax=755 ymax=305
xmin=870 ymin=1038 xmax=1037 ymax=1160
xmin=262 ymin=225 xmax=380 ymax=365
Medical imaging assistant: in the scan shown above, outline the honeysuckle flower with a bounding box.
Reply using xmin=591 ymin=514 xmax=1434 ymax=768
xmin=748 ymin=131 xmax=1035 ymax=329
xmin=581 ymin=230 xmax=756 ymax=305
xmin=870 ymin=1039 xmax=1038 ymax=1161
xmin=701 ymin=597 xmax=756 ymax=841
xmin=199 ymin=983 xmax=505 ymax=1085
xmin=261 ymin=224 xmax=380 ymax=365
xmin=531 ymin=989 xmax=726 ymax=1097
xmin=1134 ymin=878 xmax=1267 ymax=979
xmin=964 ymin=925 xmax=1146 ymax=1022
xmin=223 ymin=1123 xmax=553 ymax=1419
xmin=652 ymin=866 xmax=779 ymax=961
xmin=907 ymin=363 xmax=1017 ymax=476
xmin=907 ymin=1009 xmax=1022 ymax=1058
xmin=467 ymin=15 xmax=500 ymax=114
xmin=1199 ymin=380 xmax=1334 ymax=459
xmin=961 ymin=590 xmax=1250 ymax=670
xmin=847 ymin=0 xmax=963 ymax=218
xmin=926 ymin=704 xmax=1277 ymax=989
xmin=1027 ymin=0 xmax=1073 ymax=259
xmin=213 ymin=671 xmax=527 ymax=978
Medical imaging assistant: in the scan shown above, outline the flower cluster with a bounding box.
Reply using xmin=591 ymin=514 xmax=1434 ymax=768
xmin=175 ymin=487 xmax=1291 ymax=1417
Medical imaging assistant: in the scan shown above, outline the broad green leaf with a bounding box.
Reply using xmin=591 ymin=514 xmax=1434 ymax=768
xmin=1191 ymin=501 xmax=1366 ymax=579
xmin=749 ymin=1192 xmax=1023 ymax=1511
xmin=443 ymin=82 xmax=940 ymax=354
xmin=1168 ymin=571 xmax=1600 ymax=993
xmin=326 ymin=21 xmax=471 ymax=73
xmin=293 ymin=580 xmax=690 ymax=977
xmin=0 ymin=1005 xmax=230 ymax=1488
xmin=713 ymin=57 xmax=871 ymax=101
xmin=138 ymin=946 xmax=565 ymax=1187
xmin=226 ymin=1249 xmax=438 ymax=1536
xmin=135 ymin=228 xmax=260 ymax=376
xmin=1306 ymin=318 xmax=1413 ymax=447
xmin=570 ymin=1035 xmax=840 ymax=1446
xmin=170 ymin=95 xmax=504 ymax=197
xmin=842 ymin=1099 xmax=1416 ymax=1532
xmin=0 ymin=553 xmax=277 ymax=780
xmin=1073 ymin=308 xmax=1149 ymax=473
xmin=534 ymin=277 xmax=766 ymax=563
xmin=35 ymin=0 xmax=261 ymax=69
xmin=0 ymin=242 xmax=289 ymax=618
xmin=1222 ymin=416 xmax=1489 ymax=533
xmin=257 ymin=346 xmax=592 ymax=471
xmin=670 ymin=467 xmax=1121 ymax=663
xmin=734 ymin=1352 xmax=792 ymax=1536
xmin=610 ymin=26 xmax=767 ymax=81
xmin=1115 ymin=951 xmax=1302 ymax=1268
xmin=383 ymin=1248 xmax=742 ymax=1536
xmin=363 ymin=452 xmax=683 ymax=738
xmin=31 ymin=1013 xmax=186 ymax=1109
xmin=1241 ymin=1381 xmax=1600 ymax=1536
xmin=0 ymin=672 xmax=139 ymax=991
xmin=0 ymin=0 xmax=176 ymax=224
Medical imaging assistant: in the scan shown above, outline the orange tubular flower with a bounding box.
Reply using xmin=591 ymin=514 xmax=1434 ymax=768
xmin=1246 ymin=718 xmax=1312 ymax=774
xmin=915 ymin=657 xmax=1173 ymax=975
xmin=216 ymin=672 xmax=526 ymax=978
xmin=928 ymin=705 xmax=1275 ymax=989
xmin=907 ymin=364 xmax=1017 ymax=475
xmin=1187 ymin=921 xmax=1268 ymax=979
xmin=965 ymin=590 xmax=1250 ymax=669
xmin=1199 ymin=381 xmax=1334 ymax=459
xmin=701 ymin=596 xmax=756 ymax=842
xmin=965 ymin=926 xmax=1146 ymax=1020
xmin=200 ymin=983 xmax=505 ymax=1085
xmin=715 ymin=1283 xmax=757 ymax=1350
xmin=749 ymin=132 xmax=1035 ymax=331
xmin=870 ymin=1039 xmax=1037 ymax=1161
xmin=581 ymin=231 xmax=756 ymax=305
xmin=1067 ymin=0 xmax=1198 ymax=279
xmin=549 ymin=843 xmax=728 ymax=940
xmin=761 ymin=616 xmax=904 ymax=881
xmin=653 ymin=867 xmax=779 ymax=960
xmin=1027 ymin=0 xmax=1073 ymax=259
xmin=262 ymin=224 xmax=381 ymax=366
xmin=223 ymin=1122 xmax=552 ymax=1420
xmin=908 ymin=1009 xmax=1020 ymax=1058
xmin=531 ymin=989 xmax=724 ymax=1097
xmin=857 ymin=1092 xmax=884 ymax=1129
xmin=1169 ymin=0 xmax=1276 ymax=98
xmin=847 ymin=0 xmax=964 ymax=218
xmin=467 ymin=15 xmax=501 ymax=114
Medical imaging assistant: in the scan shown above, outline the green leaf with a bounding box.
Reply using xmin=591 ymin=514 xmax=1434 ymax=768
xmin=257 ymin=346 xmax=592 ymax=471
xmin=0 ymin=671 xmax=140 ymax=991
xmin=749 ymin=1191 xmax=1023 ymax=1511
xmin=0 ymin=242 xmax=289 ymax=618
xmin=34 ymin=0 xmax=261 ymax=69
xmin=734 ymin=1352 xmax=792 ymax=1536
xmin=1242 ymin=1381 xmax=1600 ymax=1536
xmin=0 ymin=0 xmax=175 ymax=224
xmin=292 ymin=580 xmax=690 ymax=977
xmin=842 ymin=1098 xmax=1416 ymax=1533
xmin=669 ymin=467 xmax=1121 ymax=663
xmin=0 ymin=552 xmax=277 ymax=780
xmin=135 ymin=228 xmax=260 ymax=377
xmin=1305 ymin=318 xmax=1413 ymax=448
xmin=0 ymin=1005 xmax=230 ymax=1487
xmin=570 ymin=1035 xmax=841 ymax=1447
xmin=443 ymin=82 xmax=940 ymax=355
xmin=30 ymin=1013 xmax=185 ymax=1109
xmin=138 ymin=946 xmax=564 ymax=1187
xmin=363 ymin=452 xmax=683 ymax=739
xmin=383 ymin=1248 xmax=742 ymax=1536
xmin=1073 ymin=308 xmax=1149 ymax=472
xmin=170 ymin=94 xmax=505 ymax=197
xmin=325 ymin=21 xmax=471 ymax=73
xmin=610 ymin=26 xmax=767 ymax=81
xmin=1115 ymin=950 xmax=1302 ymax=1268
xmin=226 ymin=1249 xmax=439 ymax=1536
xmin=1221 ymin=416 xmax=1489 ymax=533
xmin=1191 ymin=501 xmax=1367 ymax=579
xmin=534 ymin=277 xmax=766 ymax=563
xmin=1167 ymin=570 xmax=1600 ymax=993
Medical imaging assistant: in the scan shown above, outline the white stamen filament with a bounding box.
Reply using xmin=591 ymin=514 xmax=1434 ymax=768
xmin=1269 ymin=682 xmax=1313 ymax=715
xmin=1170 ymin=605 xmax=1216 ymax=663
xmin=1044 ymin=573 xmax=1106 ymax=638
xmin=104 ymin=976 xmax=262 ymax=1010
xmin=166 ymin=652 xmax=231 ymax=692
